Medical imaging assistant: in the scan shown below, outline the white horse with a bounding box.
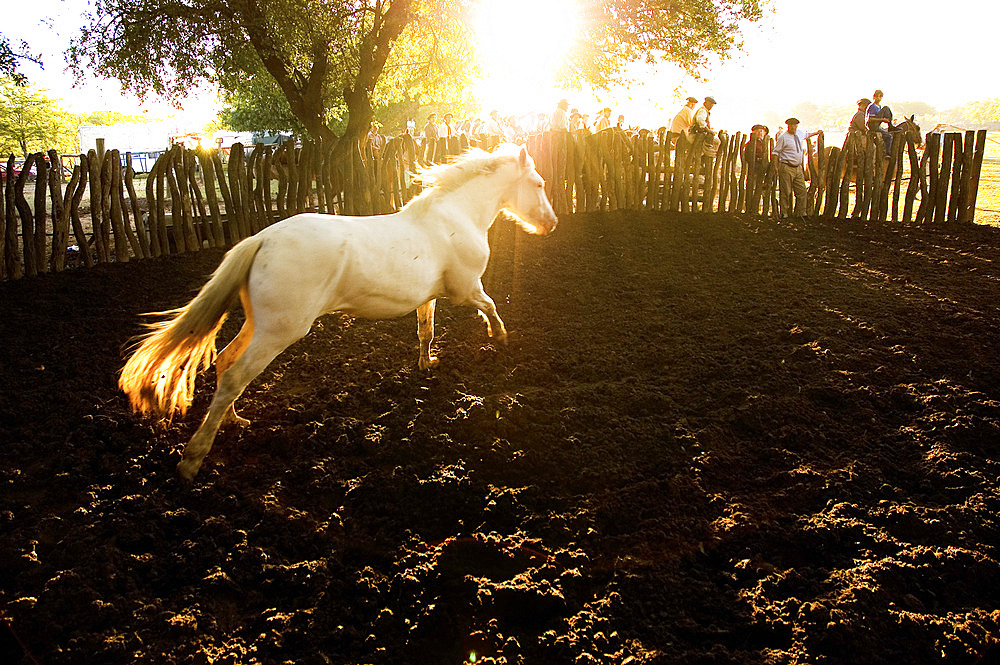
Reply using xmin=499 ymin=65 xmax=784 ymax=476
xmin=120 ymin=145 xmax=557 ymax=480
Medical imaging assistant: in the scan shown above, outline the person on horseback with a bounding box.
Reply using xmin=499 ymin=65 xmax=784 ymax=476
xmin=850 ymin=98 xmax=871 ymax=134
xmin=866 ymin=90 xmax=893 ymax=156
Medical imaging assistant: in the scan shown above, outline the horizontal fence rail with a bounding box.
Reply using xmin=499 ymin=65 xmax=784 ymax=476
xmin=0 ymin=127 xmax=987 ymax=282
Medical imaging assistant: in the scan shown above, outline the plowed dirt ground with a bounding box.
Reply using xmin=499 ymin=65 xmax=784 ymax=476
xmin=2 ymin=211 xmax=1000 ymax=664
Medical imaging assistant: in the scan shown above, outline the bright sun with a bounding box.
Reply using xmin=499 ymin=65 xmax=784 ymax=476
xmin=472 ymin=0 xmax=580 ymax=114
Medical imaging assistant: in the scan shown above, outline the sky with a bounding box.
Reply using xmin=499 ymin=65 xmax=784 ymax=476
xmin=6 ymin=0 xmax=997 ymax=133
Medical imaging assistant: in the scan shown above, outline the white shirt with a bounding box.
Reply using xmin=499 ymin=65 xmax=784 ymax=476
xmin=772 ymin=128 xmax=809 ymax=166
xmin=670 ymin=106 xmax=695 ymax=134
xmin=693 ymin=106 xmax=712 ymax=131
xmin=550 ymin=107 xmax=569 ymax=131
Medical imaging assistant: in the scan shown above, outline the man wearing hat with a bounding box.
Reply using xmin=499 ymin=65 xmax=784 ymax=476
xmin=594 ymin=107 xmax=613 ymax=132
xmin=550 ymin=99 xmax=570 ymax=132
xmin=748 ymin=124 xmax=770 ymax=178
xmin=692 ymin=96 xmax=720 ymax=157
xmin=670 ymin=97 xmax=699 ymax=137
xmin=773 ymin=117 xmax=823 ymax=219
xmin=850 ymin=98 xmax=871 ymax=134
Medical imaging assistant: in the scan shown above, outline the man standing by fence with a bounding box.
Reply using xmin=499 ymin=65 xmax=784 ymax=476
xmin=423 ymin=114 xmax=439 ymax=163
xmin=773 ymin=117 xmax=822 ymax=219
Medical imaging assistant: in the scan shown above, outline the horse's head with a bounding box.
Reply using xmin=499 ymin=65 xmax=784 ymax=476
xmin=897 ymin=114 xmax=923 ymax=149
xmin=503 ymin=147 xmax=558 ymax=235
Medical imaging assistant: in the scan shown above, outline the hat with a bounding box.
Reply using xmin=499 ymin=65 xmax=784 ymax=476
xmin=686 ymin=96 xmax=698 ymax=103
xmin=785 ymin=117 xmax=800 ymax=125
xmin=858 ymin=98 xmax=871 ymax=106
xmin=705 ymin=96 xmax=717 ymax=104
xmin=751 ymin=124 xmax=768 ymax=132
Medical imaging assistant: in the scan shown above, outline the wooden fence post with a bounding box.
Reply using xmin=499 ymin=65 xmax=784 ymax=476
xmin=33 ymin=152 xmax=49 ymax=273
xmin=902 ymin=135 xmax=921 ymax=224
xmin=108 ymin=149 xmax=132 ymax=262
xmin=123 ymin=153 xmax=149 ymax=258
xmin=70 ymin=155 xmax=93 ymax=267
xmin=963 ymin=129 xmax=987 ymax=223
xmin=956 ymin=131 xmax=973 ymax=223
xmin=4 ymin=154 xmax=22 ymax=279
xmin=50 ymin=158 xmax=76 ymax=272
xmin=947 ymin=132 xmax=965 ymax=222
xmin=935 ymin=133 xmax=954 ymax=223
xmin=15 ymin=154 xmax=36 ymax=277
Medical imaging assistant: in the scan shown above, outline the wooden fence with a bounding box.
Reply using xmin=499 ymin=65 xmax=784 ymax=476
xmin=529 ymin=127 xmax=989 ymax=224
xmin=0 ymin=126 xmax=988 ymax=282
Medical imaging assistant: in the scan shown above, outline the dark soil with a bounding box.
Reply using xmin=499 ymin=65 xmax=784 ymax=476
xmin=2 ymin=211 xmax=1000 ymax=665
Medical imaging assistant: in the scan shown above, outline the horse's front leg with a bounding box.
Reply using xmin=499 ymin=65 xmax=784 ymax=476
xmin=417 ymin=299 xmax=438 ymax=369
xmin=469 ymin=286 xmax=507 ymax=344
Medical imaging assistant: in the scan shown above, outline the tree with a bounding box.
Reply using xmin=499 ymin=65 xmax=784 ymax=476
xmin=68 ymin=0 xmax=762 ymax=155
xmin=69 ymin=0 xmax=451 ymax=158
xmin=561 ymin=0 xmax=764 ymax=87
xmin=0 ymin=80 xmax=78 ymax=158
xmin=893 ymin=101 xmax=937 ymax=119
xmin=961 ymin=98 xmax=1000 ymax=124
xmin=0 ymin=33 xmax=41 ymax=85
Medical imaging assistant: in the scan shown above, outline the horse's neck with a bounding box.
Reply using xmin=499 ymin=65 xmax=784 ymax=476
xmin=447 ymin=176 xmax=511 ymax=232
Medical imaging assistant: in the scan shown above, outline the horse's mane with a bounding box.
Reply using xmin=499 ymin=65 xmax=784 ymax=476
xmin=404 ymin=145 xmax=522 ymax=214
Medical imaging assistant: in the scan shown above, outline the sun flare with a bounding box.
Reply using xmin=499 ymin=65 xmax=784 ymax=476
xmin=472 ymin=0 xmax=580 ymax=113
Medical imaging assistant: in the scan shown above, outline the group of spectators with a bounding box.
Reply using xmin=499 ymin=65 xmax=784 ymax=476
xmin=370 ymin=89 xmax=898 ymax=219
xmin=549 ymin=99 xmax=634 ymax=134
xmin=665 ymin=90 xmax=897 ymax=219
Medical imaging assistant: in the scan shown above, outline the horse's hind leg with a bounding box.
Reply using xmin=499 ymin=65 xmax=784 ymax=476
xmin=216 ymin=289 xmax=255 ymax=427
xmin=177 ymin=326 xmax=303 ymax=481
xmin=417 ymin=299 xmax=438 ymax=369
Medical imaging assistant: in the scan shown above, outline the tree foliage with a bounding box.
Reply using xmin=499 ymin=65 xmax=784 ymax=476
xmin=562 ymin=0 xmax=764 ymax=87
xmin=0 ymin=33 xmax=41 ymax=86
xmin=953 ymin=98 xmax=1000 ymax=124
xmin=0 ymin=79 xmax=78 ymax=158
xmin=68 ymin=0 xmax=455 ymax=156
xmin=68 ymin=0 xmax=763 ymax=152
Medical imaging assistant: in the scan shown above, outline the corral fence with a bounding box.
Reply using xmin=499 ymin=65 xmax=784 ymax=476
xmin=0 ymin=126 xmax=987 ymax=282
xmin=529 ymin=127 xmax=988 ymax=224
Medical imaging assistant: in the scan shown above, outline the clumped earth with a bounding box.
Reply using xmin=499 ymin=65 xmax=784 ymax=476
xmin=2 ymin=211 xmax=1000 ymax=665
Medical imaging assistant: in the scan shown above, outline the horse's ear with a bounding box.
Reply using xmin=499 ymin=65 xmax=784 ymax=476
xmin=519 ymin=147 xmax=529 ymax=168
xmin=909 ymin=114 xmax=915 ymax=122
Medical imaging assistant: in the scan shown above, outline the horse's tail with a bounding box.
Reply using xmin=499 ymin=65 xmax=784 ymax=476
xmin=119 ymin=235 xmax=265 ymax=419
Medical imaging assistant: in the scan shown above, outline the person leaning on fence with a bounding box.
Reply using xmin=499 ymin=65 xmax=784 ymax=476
xmin=866 ymin=89 xmax=893 ymax=156
xmin=422 ymin=113 xmax=439 ymax=162
xmin=747 ymin=124 xmax=770 ymax=177
xmin=550 ymin=99 xmax=570 ymax=132
xmin=594 ymin=108 xmax=613 ymax=132
xmin=668 ymin=97 xmax=698 ymax=147
xmin=367 ymin=121 xmax=385 ymax=151
xmin=773 ymin=117 xmax=822 ymax=219
xmin=692 ymin=96 xmax=721 ymax=157
xmin=850 ymin=98 xmax=870 ymax=134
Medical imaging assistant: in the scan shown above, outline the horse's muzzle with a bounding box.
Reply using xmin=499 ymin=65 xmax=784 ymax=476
xmin=535 ymin=211 xmax=559 ymax=235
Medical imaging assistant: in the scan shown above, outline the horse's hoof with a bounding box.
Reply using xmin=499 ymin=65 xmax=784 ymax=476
xmin=176 ymin=459 xmax=201 ymax=482
xmin=419 ymin=356 xmax=439 ymax=370
xmin=494 ymin=332 xmax=509 ymax=345
xmin=224 ymin=415 xmax=251 ymax=428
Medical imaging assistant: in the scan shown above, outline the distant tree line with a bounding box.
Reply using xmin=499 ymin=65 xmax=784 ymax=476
xmin=0 ymin=78 xmax=159 ymax=159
